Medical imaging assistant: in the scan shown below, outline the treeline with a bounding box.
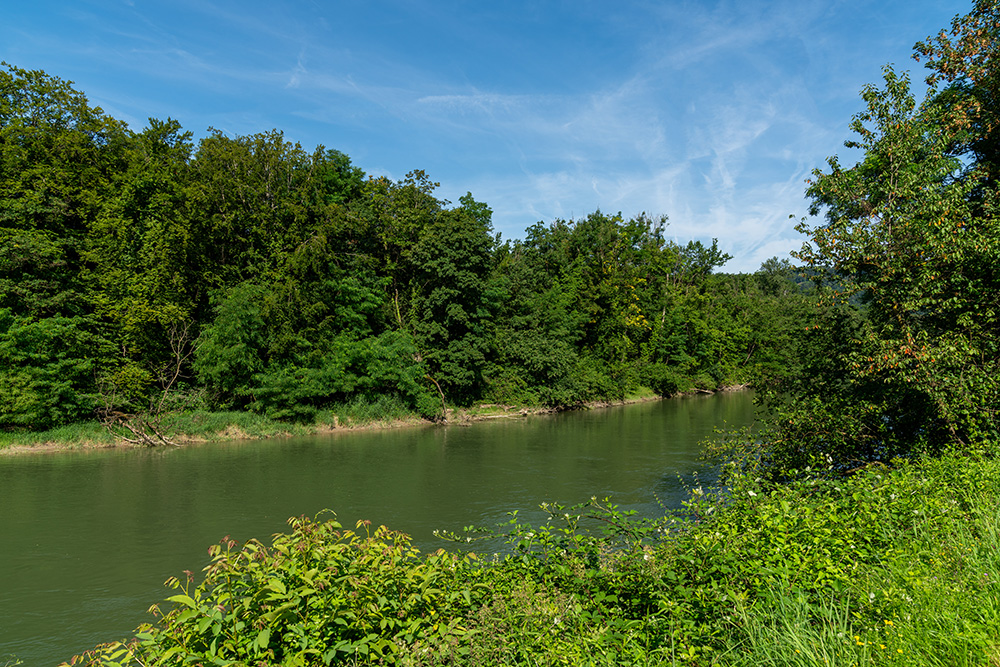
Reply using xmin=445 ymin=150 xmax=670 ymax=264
xmin=0 ymin=63 xmax=816 ymax=433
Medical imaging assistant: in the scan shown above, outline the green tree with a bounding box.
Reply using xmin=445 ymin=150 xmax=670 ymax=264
xmin=732 ymin=50 xmax=1000 ymax=476
xmin=410 ymin=194 xmax=497 ymax=405
xmin=85 ymin=118 xmax=198 ymax=409
xmin=0 ymin=64 xmax=130 ymax=428
xmin=798 ymin=63 xmax=1000 ymax=454
xmin=0 ymin=310 xmax=103 ymax=429
xmin=0 ymin=63 xmax=129 ymax=318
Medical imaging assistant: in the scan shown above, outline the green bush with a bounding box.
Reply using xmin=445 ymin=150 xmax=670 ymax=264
xmin=69 ymin=455 xmax=1000 ymax=666
xmin=0 ymin=310 xmax=101 ymax=430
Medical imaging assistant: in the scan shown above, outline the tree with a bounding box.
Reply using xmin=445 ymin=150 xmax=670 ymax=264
xmin=914 ymin=0 xmax=1000 ymax=186
xmin=762 ymin=55 xmax=1000 ymax=474
xmin=410 ymin=195 xmax=497 ymax=405
xmin=0 ymin=64 xmax=131 ymax=430
xmin=0 ymin=63 xmax=129 ymax=318
xmin=85 ymin=118 xmax=199 ymax=411
xmin=0 ymin=310 xmax=102 ymax=430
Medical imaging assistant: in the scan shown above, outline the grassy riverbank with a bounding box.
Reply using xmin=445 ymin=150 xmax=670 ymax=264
xmin=65 ymin=452 xmax=999 ymax=666
xmin=0 ymin=388 xmax=668 ymax=455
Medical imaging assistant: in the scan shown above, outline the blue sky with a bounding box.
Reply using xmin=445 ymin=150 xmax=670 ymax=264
xmin=2 ymin=0 xmax=962 ymax=271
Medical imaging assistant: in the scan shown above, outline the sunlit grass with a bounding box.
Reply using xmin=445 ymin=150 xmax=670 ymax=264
xmin=318 ymin=394 xmax=417 ymax=427
xmin=0 ymin=420 xmax=112 ymax=450
xmin=715 ymin=455 xmax=1000 ymax=667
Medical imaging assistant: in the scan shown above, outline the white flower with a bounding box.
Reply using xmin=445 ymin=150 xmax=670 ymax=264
xmin=748 ymin=490 xmax=757 ymax=497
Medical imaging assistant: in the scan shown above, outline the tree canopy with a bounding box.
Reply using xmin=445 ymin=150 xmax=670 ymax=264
xmin=0 ymin=62 xmax=816 ymax=433
xmin=730 ymin=2 xmax=1000 ymax=477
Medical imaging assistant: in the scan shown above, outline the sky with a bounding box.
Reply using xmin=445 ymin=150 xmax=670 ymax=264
xmin=1 ymin=0 xmax=964 ymax=272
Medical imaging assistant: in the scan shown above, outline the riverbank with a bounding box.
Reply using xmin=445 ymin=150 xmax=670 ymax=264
xmin=0 ymin=386 xmax=695 ymax=456
xmin=65 ymin=451 xmax=1000 ymax=666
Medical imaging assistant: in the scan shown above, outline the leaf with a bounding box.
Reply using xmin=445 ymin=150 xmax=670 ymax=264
xmin=165 ymin=594 xmax=198 ymax=609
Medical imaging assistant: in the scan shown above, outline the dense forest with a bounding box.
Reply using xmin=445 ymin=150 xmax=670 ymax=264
xmin=0 ymin=62 xmax=817 ymax=436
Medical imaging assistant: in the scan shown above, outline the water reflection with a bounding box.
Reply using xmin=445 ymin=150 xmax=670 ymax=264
xmin=0 ymin=392 xmax=754 ymax=665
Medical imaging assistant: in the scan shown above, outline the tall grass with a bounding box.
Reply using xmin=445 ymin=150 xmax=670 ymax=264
xmin=0 ymin=420 xmax=112 ymax=450
xmin=158 ymin=409 xmax=298 ymax=440
xmin=3 ymin=396 xmax=427 ymax=452
xmin=317 ymin=394 xmax=417 ymax=427
xmin=717 ymin=456 xmax=1000 ymax=667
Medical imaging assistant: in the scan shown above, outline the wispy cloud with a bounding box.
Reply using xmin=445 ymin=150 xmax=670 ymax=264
xmin=1 ymin=0 xmax=962 ymax=271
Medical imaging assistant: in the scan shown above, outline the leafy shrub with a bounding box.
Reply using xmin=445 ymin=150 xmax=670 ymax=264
xmin=68 ymin=456 xmax=1000 ymax=666
xmin=0 ymin=310 xmax=101 ymax=430
xmin=643 ymin=362 xmax=689 ymax=397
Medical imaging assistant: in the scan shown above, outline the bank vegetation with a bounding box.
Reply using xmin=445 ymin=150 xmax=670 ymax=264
xmin=8 ymin=0 xmax=1000 ymax=664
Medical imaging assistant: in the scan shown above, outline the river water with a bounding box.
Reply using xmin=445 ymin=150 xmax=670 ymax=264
xmin=0 ymin=392 xmax=754 ymax=665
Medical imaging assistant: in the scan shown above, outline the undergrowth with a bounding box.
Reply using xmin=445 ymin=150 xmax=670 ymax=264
xmin=64 ymin=453 xmax=1000 ymax=666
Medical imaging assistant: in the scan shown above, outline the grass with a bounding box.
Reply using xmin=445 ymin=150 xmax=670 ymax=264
xmin=713 ymin=455 xmax=1000 ymax=667
xmin=2 ymin=390 xmax=679 ymax=454
xmin=0 ymin=420 xmax=113 ymax=451
xmin=317 ymin=393 xmax=419 ymax=426
xmin=625 ymin=384 xmax=659 ymax=401
xmin=0 ymin=396 xmax=428 ymax=452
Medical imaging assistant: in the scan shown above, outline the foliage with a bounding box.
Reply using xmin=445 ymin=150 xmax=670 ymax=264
xmin=0 ymin=61 xmax=813 ymax=436
xmin=67 ymin=454 xmax=1000 ymax=666
xmin=722 ymin=3 xmax=1000 ymax=477
xmin=409 ymin=197 xmax=497 ymax=405
xmin=799 ymin=65 xmax=1000 ymax=450
xmin=0 ymin=309 xmax=102 ymax=430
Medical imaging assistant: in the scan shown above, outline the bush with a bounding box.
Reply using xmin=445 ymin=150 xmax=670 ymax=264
xmin=644 ymin=363 xmax=689 ymax=397
xmin=68 ymin=455 xmax=1000 ymax=666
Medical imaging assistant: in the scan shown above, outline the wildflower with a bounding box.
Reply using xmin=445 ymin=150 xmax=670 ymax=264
xmin=748 ymin=490 xmax=757 ymax=497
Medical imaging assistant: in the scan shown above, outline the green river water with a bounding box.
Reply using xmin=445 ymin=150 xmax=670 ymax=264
xmin=0 ymin=392 xmax=755 ymax=666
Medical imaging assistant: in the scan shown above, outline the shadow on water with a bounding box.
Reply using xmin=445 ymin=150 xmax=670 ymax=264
xmin=0 ymin=391 xmax=755 ymax=665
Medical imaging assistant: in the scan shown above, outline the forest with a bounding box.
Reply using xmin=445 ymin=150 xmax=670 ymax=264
xmin=0 ymin=61 xmax=816 ymax=438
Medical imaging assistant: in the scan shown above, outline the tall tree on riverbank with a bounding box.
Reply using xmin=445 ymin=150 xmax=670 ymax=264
xmin=735 ymin=4 xmax=1000 ymax=476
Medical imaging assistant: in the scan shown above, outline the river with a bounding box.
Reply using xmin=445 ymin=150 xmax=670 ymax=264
xmin=0 ymin=391 xmax=754 ymax=666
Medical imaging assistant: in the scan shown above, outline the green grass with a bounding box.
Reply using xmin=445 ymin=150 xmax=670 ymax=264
xmin=712 ymin=455 xmax=1000 ymax=667
xmin=158 ymin=409 xmax=299 ymax=439
xmin=625 ymin=384 xmax=659 ymax=401
xmin=316 ymin=394 xmax=418 ymax=427
xmin=2 ymin=397 xmax=429 ymax=452
xmin=0 ymin=420 xmax=112 ymax=450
